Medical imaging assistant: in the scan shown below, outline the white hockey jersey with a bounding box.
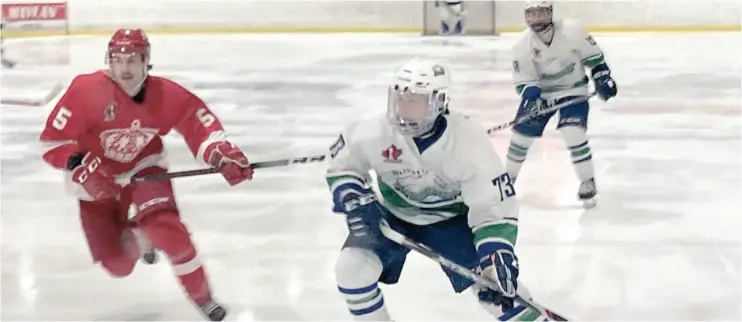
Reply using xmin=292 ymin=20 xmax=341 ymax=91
xmin=325 ymin=111 xmax=519 ymax=244
xmin=512 ymin=19 xmax=605 ymax=100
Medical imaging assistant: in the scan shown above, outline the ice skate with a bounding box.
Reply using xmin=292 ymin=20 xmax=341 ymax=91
xmin=199 ymin=300 xmax=227 ymax=321
xmin=578 ymin=178 xmax=598 ymax=209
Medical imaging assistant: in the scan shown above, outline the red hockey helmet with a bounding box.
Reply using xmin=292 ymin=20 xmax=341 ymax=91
xmin=107 ymin=28 xmax=150 ymax=62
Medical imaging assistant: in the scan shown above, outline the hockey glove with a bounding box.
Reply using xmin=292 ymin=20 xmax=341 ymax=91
xmin=515 ymin=86 xmax=544 ymax=123
xmin=204 ymin=141 xmax=254 ymax=186
xmin=333 ymin=185 xmax=384 ymax=245
xmin=591 ymin=63 xmax=617 ymax=101
xmin=477 ymin=240 xmax=520 ymax=309
xmin=68 ymin=152 xmax=120 ymax=200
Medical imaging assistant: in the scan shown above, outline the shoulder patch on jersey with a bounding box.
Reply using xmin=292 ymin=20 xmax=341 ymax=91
xmin=330 ymin=134 xmax=346 ymax=159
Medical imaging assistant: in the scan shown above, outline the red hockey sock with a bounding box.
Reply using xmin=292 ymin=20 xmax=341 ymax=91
xmin=139 ymin=211 xmax=213 ymax=305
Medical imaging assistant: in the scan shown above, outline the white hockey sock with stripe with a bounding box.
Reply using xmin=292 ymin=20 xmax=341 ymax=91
xmin=559 ymin=126 xmax=595 ymax=181
xmin=506 ymin=131 xmax=536 ymax=180
xmin=335 ymin=247 xmax=391 ymax=321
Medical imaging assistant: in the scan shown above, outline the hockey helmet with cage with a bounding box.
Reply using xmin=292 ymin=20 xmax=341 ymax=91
xmin=387 ymin=58 xmax=451 ymax=137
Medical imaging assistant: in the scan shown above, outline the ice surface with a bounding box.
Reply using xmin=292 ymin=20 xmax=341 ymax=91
xmin=1 ymin=32 xmax=740 ymax=321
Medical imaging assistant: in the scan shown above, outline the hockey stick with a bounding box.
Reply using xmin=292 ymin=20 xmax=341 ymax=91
xmin=135 ymin=93 xmax=596 ymax=182
xmin=485 ymin=93 xmax=596 ymax=135
xmin=1 ymin=82 xmax=64 ymax=107
xmin=130 ymin=154 xmax=327 ymax=183
xmin=378 ymin=219 xmax=569 ymax=321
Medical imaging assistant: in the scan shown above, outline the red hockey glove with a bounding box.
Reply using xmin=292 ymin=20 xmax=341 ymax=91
xmin=70 ymin=152 xmax=120 ymax=200
xmin=204 ymin=141 xmax=254 ymax=186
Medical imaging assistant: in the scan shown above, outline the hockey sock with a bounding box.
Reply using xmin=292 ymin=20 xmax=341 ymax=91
xmin=559 ymin=126 xmax=595 ymax=181
xmin=335 ymin=248 xmax=391 ymax=321
xmin=99 ymin=225 xmax=140 ymax=278
xmin=505 ymin=131 xmax=535 ymax=180
xmin=100 ymin=249 xmax=137 ymax=278
xmin=139 ymin=211 xmax=213 ymax=305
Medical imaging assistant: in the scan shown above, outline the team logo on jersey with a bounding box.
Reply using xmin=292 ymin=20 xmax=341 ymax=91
xmin=103 ymin=101 xmax=117 ymax=122
xmin=382 ymin=144 xmax=402 ymax=163
xmin=512 ymin=61 xmax=520 ymax=73
xmin=99 ymin=119 xmax=159 ymax=163
xmin=532 ymin=48 xmax=541 ymax=57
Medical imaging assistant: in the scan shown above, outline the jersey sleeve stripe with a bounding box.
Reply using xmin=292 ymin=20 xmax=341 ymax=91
xmin=196 ymin=130 xmax=226 ymax=164
xmin=581 ymin=53 xmax=605 ymax=68
xmin=326 ymin=174 xmax=367 ymax=191
xmin=472 ymin=220 xmax=518 ymax=248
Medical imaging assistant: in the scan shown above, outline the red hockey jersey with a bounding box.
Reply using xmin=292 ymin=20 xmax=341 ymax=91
xmin=40 ymin=71 xmax=226 ymax=197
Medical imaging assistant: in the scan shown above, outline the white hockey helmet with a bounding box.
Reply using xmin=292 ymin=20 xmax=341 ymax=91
xmin=524 ymin=1 xmax=553 ymax=32
xmin=387 ymin=58 xmax=451 ymax=137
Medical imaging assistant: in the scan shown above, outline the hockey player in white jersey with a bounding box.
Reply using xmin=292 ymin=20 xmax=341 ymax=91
xmin=506 ymin=1 xmax=618 ymax=208
xmin=326 ymin=58 xmax=546 ymax=321
xmin=435 ymin=1 xmax=465 ymax=35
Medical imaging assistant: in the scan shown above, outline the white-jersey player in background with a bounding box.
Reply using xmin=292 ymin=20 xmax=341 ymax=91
xmin=506 ymin=1 xmax=618 ymax=208
xmin=326 ymin=58 xmax=547 ymax=321
xmin=435 ymin=1 xmax=465 ymax=35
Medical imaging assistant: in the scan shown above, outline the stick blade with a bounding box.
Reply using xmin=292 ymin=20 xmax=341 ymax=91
xmin=1 ymin=82 xmax=64 ymax=107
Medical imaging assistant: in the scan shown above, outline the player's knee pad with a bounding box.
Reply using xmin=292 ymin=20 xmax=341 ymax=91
xmin=139 ymin=210 xmax=203 ymax=276
xmin=335 ymin=247 xmax=383 ymax=288
xmin=96 ymin=227 xmax=140 ymax=278
xmin=138 ymin=210 xmax=195 ymax=258
xmin=506 ymin=131 xmax=535 ymax=165
xmin=558 ymin=125 xmax=588 ymax=146
xmin=510 ymin=131 xmax=535 ymax=149
xmin=100 ymin=253 xmax=136 ymax=278
xmin=335 ymin=247 xmax=387 ymax=318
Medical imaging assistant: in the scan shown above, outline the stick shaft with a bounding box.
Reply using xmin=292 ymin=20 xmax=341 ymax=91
xmin=134 ymin=93 xmax=595 ymax=182
xmin=486 ymin=93 xmax=596 ymax=135
xmin=131 ymin=154 xmax=327 ymax=183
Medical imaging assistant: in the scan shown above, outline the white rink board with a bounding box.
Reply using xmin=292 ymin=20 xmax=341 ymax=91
xmin=3 ymin=0 xmax=741 ymax=32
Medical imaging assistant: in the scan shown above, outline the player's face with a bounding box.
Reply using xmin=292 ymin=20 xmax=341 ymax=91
xmin=391 ymin=90 xmax=430 ymax=123
xmin=525 ymin=7 xmax=552 ymax=31
xmin=109 ymin=52 xmax=147 ymax=94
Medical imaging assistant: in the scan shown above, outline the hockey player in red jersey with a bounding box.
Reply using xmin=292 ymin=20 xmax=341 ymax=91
xmin=38 ymin=28 xmax=252 ymax=321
